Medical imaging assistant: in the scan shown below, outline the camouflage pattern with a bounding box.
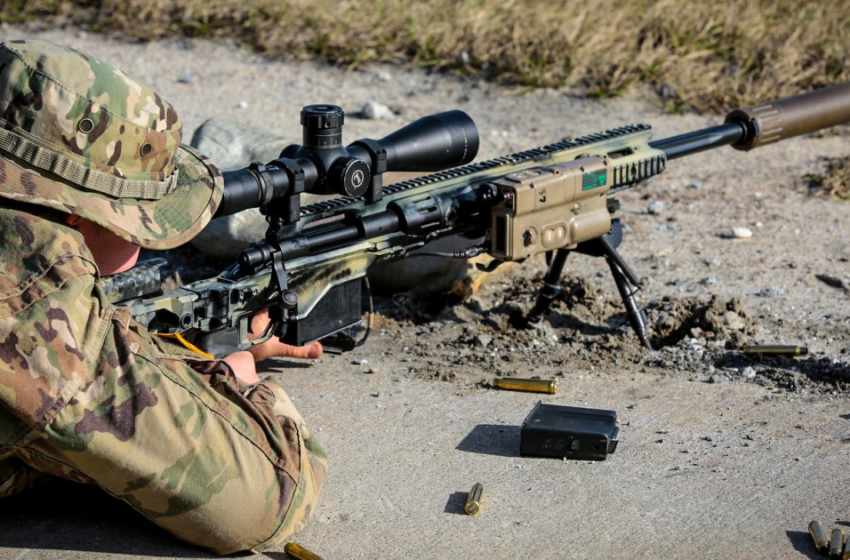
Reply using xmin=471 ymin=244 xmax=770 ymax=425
xmin=0 ymin=207 xmax=327 ymax=554
xmin=0 ymin=40 xmax=223 ymax=250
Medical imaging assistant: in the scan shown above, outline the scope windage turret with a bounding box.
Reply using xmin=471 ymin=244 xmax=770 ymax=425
xmin=216 ymin=108 xmax=479 ymax=218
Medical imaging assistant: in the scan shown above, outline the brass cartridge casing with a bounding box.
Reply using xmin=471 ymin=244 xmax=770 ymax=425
xmin=742 ymin=345 xmax=808 ymax=357
xmin=492 ymin=378 xmax=558 ymax=394
xmin=809 ymin=520 xmax=830 ymax=553
xmin=829 ymin=528 xmax=845 ymax=558
xmin=465 ymin=483 xmax=483 ymax=516
xmin=284 ymin=542 xmax=324 ymax=560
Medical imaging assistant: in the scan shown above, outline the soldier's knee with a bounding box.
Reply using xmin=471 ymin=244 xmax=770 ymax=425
xmin=191 ymin=428 xmax=327 ymax=554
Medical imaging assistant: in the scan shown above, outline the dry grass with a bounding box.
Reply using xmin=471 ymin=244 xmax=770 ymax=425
xmin=804 ymin=157 xmax=850 ymax=200
xmin=2 ymin=0 xmax=850 ymax=111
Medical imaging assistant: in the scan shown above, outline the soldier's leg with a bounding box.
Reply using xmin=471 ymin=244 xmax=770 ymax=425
xmin=19 ymin=314 xmax=326 ymax=555
xmin=0 ymin=456 xmax=51 ymax=497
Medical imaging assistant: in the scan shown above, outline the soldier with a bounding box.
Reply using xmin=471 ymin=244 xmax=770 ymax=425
xmin=0 ymin=40 xmax=326 ymax=554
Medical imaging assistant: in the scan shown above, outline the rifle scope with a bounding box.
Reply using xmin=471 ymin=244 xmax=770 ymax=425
xmin=216 ymin=106 xmax=479 ymax=218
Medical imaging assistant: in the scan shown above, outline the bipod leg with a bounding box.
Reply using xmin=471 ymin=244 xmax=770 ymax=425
xmin=597 ymin=242 xmax=653 ymax=350
xmin=527 ymin=248 xmax=570 ymax=322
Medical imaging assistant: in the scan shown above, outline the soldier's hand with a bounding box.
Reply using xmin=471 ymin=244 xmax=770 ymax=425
xmin=223 ymin=309 xmax=323 ymax=385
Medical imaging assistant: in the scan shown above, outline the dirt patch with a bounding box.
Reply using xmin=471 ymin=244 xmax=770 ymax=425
xmin=648 ymin=295 xmax=754 ymax=347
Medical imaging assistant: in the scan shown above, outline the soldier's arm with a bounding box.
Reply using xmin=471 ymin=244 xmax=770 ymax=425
xmin=2 ymin=272 xmax=326 ymax=554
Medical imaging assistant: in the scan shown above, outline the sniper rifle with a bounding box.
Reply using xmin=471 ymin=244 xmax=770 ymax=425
xmin=104 ymin=83 xmax=850 ymax=357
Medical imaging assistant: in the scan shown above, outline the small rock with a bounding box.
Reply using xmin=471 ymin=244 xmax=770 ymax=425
xmin=474 ymin=334 xmax=493 ymax=348
xmin=367 ymin=368 xmax=379 ymax=375
xmin=732 ymin=227 xmax=753 ymax=239
xmin=76 ymin=30 xmax=88 ymax=39
xmin=460 ymin=51 xmax=471 ymax=64
xmin=177 ymin=75 xmax=194 ymax=84
xmin=648 ymin=201 xmax=665 ymax=215
xmin=370 ymin=392 xmax=380 ymax=397
xmin=361 ymin=101 xmax=393 ymax=120
xmin=352 ymin=358 xmax=369 ymax=366
xmin=686 ymin=180 xmax=704 ymax=189
xmin=740 ymin=367 xmax=756 ymax=380
xmin=756 ymin=287 xmax=785 ymax=297
xmin=724 ymin=311 xmax=746 ymax=331
xmin=700 ymin=276 xmax=717 ymax=285
xmin=236 ymin=100 xmax=249 ymax=109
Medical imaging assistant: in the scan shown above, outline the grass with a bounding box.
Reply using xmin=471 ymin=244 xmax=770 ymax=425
xmin=2 ymin=0 xmax=850 ymax=112
xmin=804 ymin=157 xmax=850 ymax=200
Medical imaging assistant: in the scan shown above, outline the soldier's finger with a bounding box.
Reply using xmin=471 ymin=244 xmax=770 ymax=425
xmin=249 ymin=339 xmax=323 ymax=362
xmin=275 ymin=341 xmax=323 ymax=360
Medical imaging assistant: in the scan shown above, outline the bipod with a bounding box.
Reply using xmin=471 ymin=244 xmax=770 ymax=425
xmin=527 ymin=219 xmax=653 ymax=350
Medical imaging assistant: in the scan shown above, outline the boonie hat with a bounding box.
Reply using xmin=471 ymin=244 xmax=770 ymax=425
xmin=0 ymin=39 xmax=223 ymax=249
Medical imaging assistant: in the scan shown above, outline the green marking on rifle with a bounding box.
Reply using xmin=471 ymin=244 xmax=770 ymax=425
xmin=582 ymin=170 xmax=607 ymax=191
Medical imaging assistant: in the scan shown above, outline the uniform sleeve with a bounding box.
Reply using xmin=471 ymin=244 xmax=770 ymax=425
xmin=1 ymin=273 xmax=327 ymax=554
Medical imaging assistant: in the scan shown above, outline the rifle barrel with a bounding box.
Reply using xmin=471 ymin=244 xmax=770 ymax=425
xmin=652 ymin=81 xmax=850 ymax=160
xmin=649 ymin=122 xmax=746 ymax=160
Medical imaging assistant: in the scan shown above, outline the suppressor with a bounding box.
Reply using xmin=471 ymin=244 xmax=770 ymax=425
xmin=809 ymin=520 xmax=830 ymax=553
xmin=465 ymin=483 xmax=483 ymax=515
xmin=284 ymin=542 xmax=324 ymax=560
xmin=492 ymin=377 xmax=558 ymax=394
xmin=742 ymin=345 xmax=808 ymax=357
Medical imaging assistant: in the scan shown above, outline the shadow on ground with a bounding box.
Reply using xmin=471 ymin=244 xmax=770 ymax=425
xmin=0 ymin=479 xmax=219 ymax=557
xmin=456 ymin=424 xmax=520 ymax=457
xmin=785 ymin=530 xmax=820 ymax=559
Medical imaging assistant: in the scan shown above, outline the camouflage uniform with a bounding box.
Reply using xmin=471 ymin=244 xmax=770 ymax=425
xmin=0 ymin=40 xmax=326 ymax=554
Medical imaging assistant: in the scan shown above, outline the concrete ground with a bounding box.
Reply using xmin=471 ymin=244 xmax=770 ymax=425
xmin=1 ymin=339 xmax=847 ymax=559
